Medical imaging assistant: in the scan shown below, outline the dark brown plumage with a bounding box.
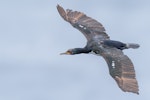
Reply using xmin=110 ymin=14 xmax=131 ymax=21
xmin=57 ymin=5 xmax=139 ymax=94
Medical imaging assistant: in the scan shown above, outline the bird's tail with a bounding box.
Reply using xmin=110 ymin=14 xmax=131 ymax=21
xmin=126 ymin=43 xmax=140 ymax=49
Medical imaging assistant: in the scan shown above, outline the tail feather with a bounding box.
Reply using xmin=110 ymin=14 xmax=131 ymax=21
xmin=126 ymin=43 xmax=140 ymax=49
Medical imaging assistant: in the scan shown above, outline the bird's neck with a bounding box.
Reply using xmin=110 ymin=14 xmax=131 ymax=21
xmin=73 ymin=48 xmax=91 ymax=54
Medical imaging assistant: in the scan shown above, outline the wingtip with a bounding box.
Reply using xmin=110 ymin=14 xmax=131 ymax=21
xmin=57 ymin=4 xmax=60 ymax=8
xmin=56 ymin=4 xmax=60 ymax=9
xmin=136 ymin=91 xmax=139 ymax=95
xmin=56 ymin=4 xmax=63 ymax=12
xmin=57 ymin=4 xmax=64 ymax=10
xmin=56 ymin=4 xmax=68 ymax=21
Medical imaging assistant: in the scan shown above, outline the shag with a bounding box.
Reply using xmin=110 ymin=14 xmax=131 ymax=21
xmin=57 ymin=5 xmax=140 ymax=94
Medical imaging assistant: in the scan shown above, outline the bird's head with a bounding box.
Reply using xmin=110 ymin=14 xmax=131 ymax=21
xmin=60 ymin=49 xmax=76 ymax=55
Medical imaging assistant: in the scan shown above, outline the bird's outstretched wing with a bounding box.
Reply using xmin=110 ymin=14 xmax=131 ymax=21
xmin=100 ymin=47 xmax=139 ymax=94
xmin=57 ymin=5 xmax=109 ymax=41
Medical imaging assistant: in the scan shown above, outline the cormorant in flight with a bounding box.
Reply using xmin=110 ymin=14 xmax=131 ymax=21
xmin=57 ymin=5 xmax=140 ymax=94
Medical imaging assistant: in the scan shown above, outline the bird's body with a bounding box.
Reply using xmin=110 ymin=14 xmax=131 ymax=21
xmin=57 ymin=5 xmax=140 ymax=94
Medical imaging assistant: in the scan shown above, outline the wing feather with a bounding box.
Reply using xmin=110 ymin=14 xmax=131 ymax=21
xmin=57 ymin=5 xmax=109 ymax=41
xmin=100 ymin=47 xmax=139 ymax=94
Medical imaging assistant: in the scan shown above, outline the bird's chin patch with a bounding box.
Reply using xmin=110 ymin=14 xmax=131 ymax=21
xmin=60 ymin=51 xmax=72 ymax=55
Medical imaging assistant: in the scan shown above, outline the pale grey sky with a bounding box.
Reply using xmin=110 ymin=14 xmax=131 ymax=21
xmin=0 ymin=0 xmax=150 ymax=100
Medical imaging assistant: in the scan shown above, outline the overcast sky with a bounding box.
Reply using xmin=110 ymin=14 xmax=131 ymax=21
xmin=0 ymin=0 xmax=150 ymax=100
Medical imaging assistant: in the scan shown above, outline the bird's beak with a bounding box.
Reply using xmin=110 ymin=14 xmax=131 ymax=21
xmin=60 ymin=51 xmax=71 ymax=55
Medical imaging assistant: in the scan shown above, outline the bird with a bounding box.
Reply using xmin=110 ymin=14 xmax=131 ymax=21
xmin=57 ymin=4 xmax=140 ymax=94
